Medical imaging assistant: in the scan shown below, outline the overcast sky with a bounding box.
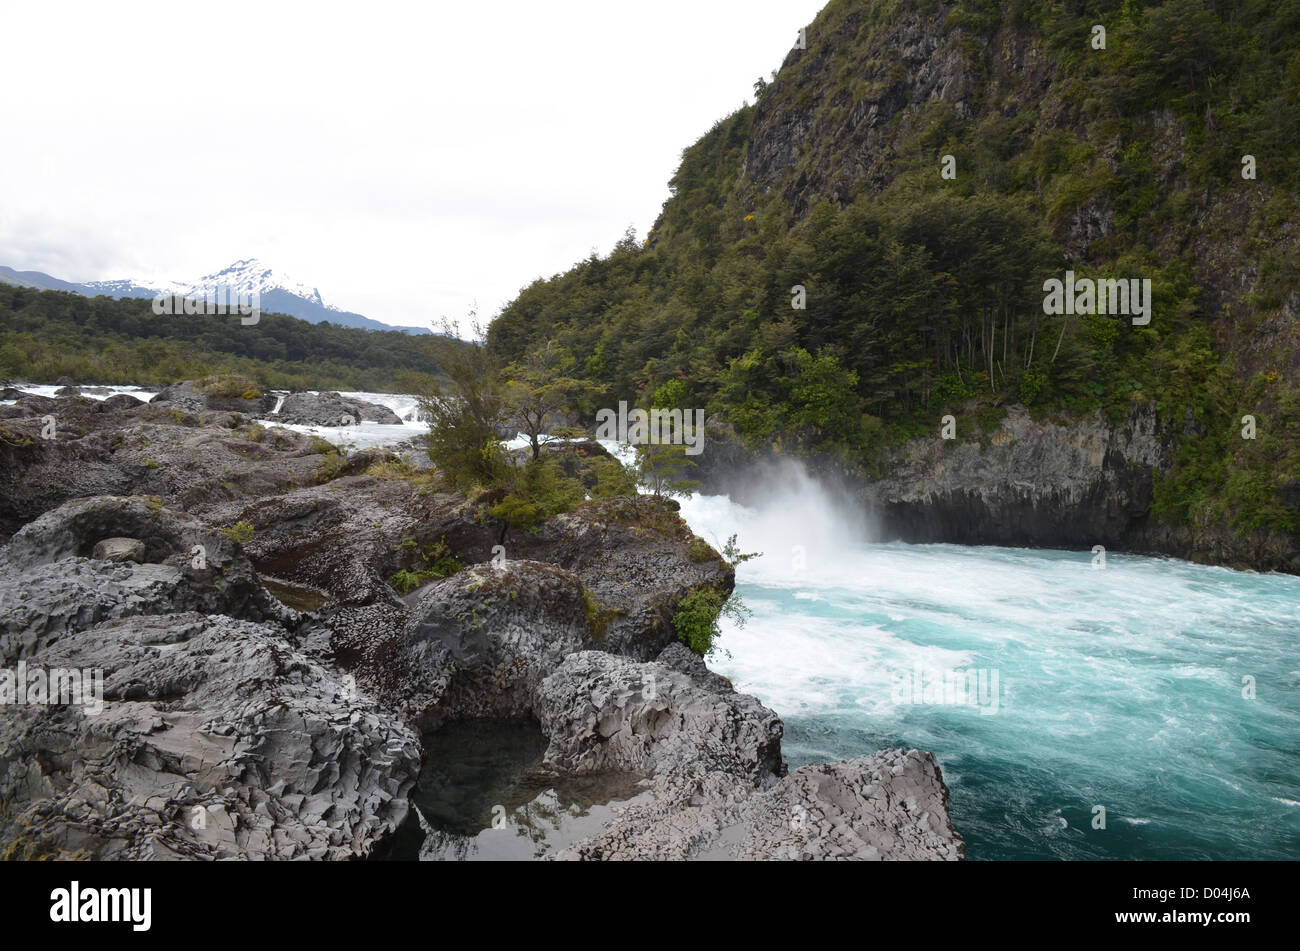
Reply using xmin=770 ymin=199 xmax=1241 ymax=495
xmin=0 ymin=0 xmax=827 ymax=332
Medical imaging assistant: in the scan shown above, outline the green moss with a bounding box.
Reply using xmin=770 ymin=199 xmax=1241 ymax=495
xmin=686 ymin=537 xmax=716 ymax=563
xmin=581 ymin=588 xmax=617 ymax=640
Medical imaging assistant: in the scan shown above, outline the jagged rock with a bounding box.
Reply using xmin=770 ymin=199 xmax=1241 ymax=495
xmin=337 ymin=562 xmax=597 ymax=731
xmin=197 ymin=476 xmax=435 ymax=608
xmin=863 ymin=405 xmax=1175 ymax=549
xmin=8 ymin=393 xmax=58 ymax=415
xmin=517 ymin=496 xmax=735 ymax=660
xmin=0 ymin=612 xmax=420 ymax=860
xmin=534 ymin=649 xmax=783 ymax=783
xmin=654 ymin=641 xmax=735 ymax=694
xmin=0 ymin=402 xmax=337 ymax=536
xmin=150 ymin=380 xmax=276 ymax=415
xmin=0 ymin=496 xmax=292 ymax=658
xmin=553 ymin=749 xmax=964 ymax=861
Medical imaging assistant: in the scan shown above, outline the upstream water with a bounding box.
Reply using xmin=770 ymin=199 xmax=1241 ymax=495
xmin=676 ymin=467 xmax=1300 ymax=861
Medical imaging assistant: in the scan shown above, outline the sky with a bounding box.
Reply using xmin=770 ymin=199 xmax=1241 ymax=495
xmin=0 ymin=0 xmax=828 ymax=333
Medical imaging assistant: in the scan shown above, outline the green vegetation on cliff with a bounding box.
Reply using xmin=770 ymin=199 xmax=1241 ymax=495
xmin=487 ymin=0 xmax=1299 ymax=537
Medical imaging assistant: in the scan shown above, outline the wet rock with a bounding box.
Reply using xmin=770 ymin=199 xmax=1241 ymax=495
xmin=555 ymin=750 xmax=964 ymax=861
xmin=276 ymin=392 xmax=401 ymax=426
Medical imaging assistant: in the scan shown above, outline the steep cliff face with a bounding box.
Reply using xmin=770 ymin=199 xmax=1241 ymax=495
xmin=864 ymin=406 xmax=1173 ymax=548
xmin=860 ymin=404 xmax=1300 ymax=572
xmin=745 ymin=2 xmax=988 ymax=210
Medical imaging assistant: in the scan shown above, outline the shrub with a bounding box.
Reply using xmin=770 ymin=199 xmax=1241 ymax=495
xmin=589 ymin=457 xmax=638 ymax=499
xmin=222 ymin=520 xmax=255 ymax=544
xmin=200 ymin=374 xmax=262 ymax=399
xmin=671 ymin=588 xmax=727 ymax=656
xmin=387 ymin=537 xmax=463 ymax=594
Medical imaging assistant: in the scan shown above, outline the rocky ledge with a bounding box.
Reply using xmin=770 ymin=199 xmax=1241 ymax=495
xmin=0 ymin=381 xmax=963 ymax=860
xmin=696 ymin=405 xmax=1299 ymax=575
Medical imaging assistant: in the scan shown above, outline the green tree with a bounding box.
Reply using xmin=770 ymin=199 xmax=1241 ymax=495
xmin=420 ymin=316 xmax=506 ymax=490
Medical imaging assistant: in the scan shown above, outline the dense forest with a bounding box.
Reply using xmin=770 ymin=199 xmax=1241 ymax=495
xmin=0 ymin=284 xmax=451 ymax=392
xmin=487 ymin=0 xmax=1300 ymax=537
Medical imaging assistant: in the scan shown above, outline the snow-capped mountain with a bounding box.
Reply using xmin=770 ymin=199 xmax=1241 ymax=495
xmin=173 ymin=259 xmax=326 ymax=307
xmin=0 ymin=259 xmax=430 ymax=334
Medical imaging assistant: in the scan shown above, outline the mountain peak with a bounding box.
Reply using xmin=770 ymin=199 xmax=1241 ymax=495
xmin=189 ymin=259 xmax=324 ymax=307
xmin=4 ymin=260 xmax=430 ymax=334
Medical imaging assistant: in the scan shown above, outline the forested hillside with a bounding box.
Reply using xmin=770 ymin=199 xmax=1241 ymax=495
xmin=0 ymin=285 xmax=450 ymax=392
xmin=487 ymin=0 xmax=1300 ymax=538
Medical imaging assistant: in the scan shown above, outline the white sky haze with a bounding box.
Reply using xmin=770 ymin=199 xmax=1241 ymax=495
xmin=0 ymin=0 xmax=828 ymax=332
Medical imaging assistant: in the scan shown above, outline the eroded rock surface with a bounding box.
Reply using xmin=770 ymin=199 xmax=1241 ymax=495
xmin=0 ymin=613 xmax=419 ymax=860
xmin=552 ymin=749 xmax=964 ymax=861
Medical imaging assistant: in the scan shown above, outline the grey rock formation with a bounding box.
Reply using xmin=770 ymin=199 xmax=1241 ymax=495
xmin=524 ymin=497 xmax=735 ymax=660
xmin=553 ymin=749 xmax=964 ymax=861
xmin=0 ymin=613 xmax=420 ymax=860
xmin=200 ymin=476 xmax=425 ymax=608
xmin=336 ymin=561 xmax=597 ymax=731
xmin=91 ymin=536 xmax=146 ymax=563
xmin=150 ymin=380 xmax=276 ymax=416
xmin=0 ymin=399 xmax=339 ymax=536
xmin=535 ymin=649 xmax=783 ymax=783
xmin=864 ymin=405 xmax=1175 ymax=549
xmin=98 ymin=393 xmax=145 ymax=411
xmin=276 ymin=391 xmax=402 ymax=426
xmin=0 ymin=496 xmax=292 ymax=658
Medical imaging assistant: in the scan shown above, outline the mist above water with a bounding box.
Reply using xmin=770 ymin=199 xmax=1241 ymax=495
xmin=679 ymin=457 xmax=875 ymax=581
